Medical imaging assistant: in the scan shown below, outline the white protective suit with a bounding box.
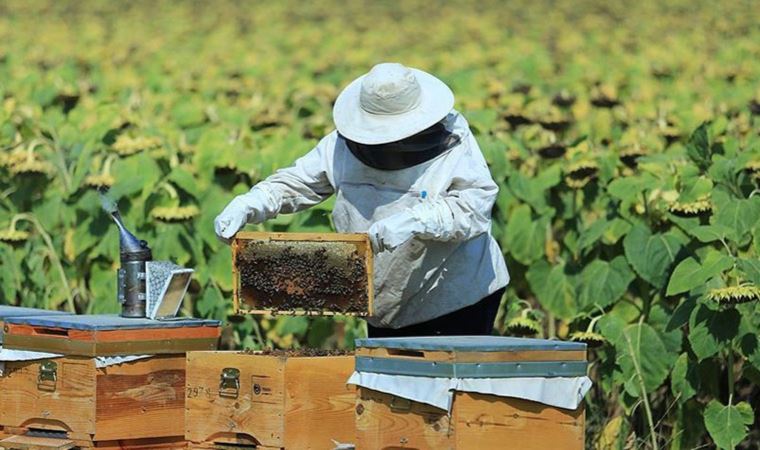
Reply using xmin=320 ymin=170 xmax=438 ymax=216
xmin=217 ymin=111 xmax=510 ymax=328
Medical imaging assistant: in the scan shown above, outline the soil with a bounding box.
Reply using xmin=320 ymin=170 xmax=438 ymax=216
xmin=236 ymin=240 xmax=369 ymax=314
xmin=241 ymin=348 xmax=352 ymax=357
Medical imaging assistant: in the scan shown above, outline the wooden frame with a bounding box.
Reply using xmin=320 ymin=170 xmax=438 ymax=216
xmin=232 ymin=231 xmax=374 ymax=316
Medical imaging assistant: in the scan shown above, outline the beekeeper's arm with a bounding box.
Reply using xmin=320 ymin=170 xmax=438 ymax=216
xmin=214 ymin=136 xmax=334 ymax=243
xmin=369 ymin=134 xmax=497 ymax=252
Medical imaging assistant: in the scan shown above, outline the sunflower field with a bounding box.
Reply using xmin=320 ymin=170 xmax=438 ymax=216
xmin=1 ymin=0 xmax=759 ymax=448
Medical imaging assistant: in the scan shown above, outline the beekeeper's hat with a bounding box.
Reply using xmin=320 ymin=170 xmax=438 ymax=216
xmin=333 ymin=63 xmax=455 ymax=145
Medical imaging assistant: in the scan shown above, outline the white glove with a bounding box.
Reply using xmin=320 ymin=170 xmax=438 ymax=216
xmin=214 ymin=195 xmax=260 ymax=244
xmin=368 ymin=211 xmax=420 ymax=253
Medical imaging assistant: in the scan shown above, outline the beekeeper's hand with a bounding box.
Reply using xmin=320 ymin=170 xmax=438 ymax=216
xmin=368 ymin=211 xmax=419 ymax=253
xmin=214 ymin=195 xmax=258 ymax=244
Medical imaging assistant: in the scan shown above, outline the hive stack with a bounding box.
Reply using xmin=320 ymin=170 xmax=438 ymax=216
xmin=0 ymin=313 xmax=221 ymax=449
xmin=183 ymin=232 xmax=374 ymax=449
xmin=351 ymin=336 xmax=590 ymax=450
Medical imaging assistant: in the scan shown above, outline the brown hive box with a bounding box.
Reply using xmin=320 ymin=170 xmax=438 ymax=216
xmin=232 ymin=232 xmax=373 ymax=316
xmin=185 ymin=350 xmax=355 ymax=449
xmin=354 ymin=336 xmax=588 ymax=450
xmin=0 ymin=355 xmax=187 ymax=449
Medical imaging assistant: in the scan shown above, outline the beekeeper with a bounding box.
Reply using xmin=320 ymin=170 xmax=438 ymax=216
xmin=215 ymin=63 xmax=509 ymax=337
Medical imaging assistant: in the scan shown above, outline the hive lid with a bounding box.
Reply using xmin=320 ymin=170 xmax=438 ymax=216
xmin=355 ymin=336 xmax=586 ymax=352
xmin=354 ymin=336 xmax=587 ymax=379
xmin=0 ymin=306 xmax=69 ymax=344
xmin=4 ymin=314 xmax=220 ymax=331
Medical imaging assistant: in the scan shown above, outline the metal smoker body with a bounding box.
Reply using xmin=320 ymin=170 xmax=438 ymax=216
xmin=111 ymin=210 xmax=152 ymax=318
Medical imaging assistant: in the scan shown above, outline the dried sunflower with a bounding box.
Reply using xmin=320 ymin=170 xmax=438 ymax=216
xmin=707 ymin=285 xmax=760 ymax=305
xmin=552 ymin=90 xmax=576 ymax=108
xmin=0 ymin=149 xmax=27 ymax=168
xmin=151 ymin=205 xmax=200 ymax=222
xmin=112 ymin=135 xmax=162 ymax=156
xmin=590 ymin=84 xmax=620 ymax=108
xmin=564 ymin=160 xmax=599 ymax=189
xmin=619 ymin=145 xmax=648 ymax=168
xmin=505 ymin=316 xmax=541 ymax=337
xmin=569 ymin=331 xmax=606 ymax=348
xmin=668 ymin=196 xmax=712 ymax=217
xmin=0 ymin=229 xmax=29 ymax=243
xmin=744 ymin=160 xmax=760 ymax=173
xmin=84 ymin=173 xmax=115 ymax=189
xmin=9 ymin=159 xmax=53 ymax=176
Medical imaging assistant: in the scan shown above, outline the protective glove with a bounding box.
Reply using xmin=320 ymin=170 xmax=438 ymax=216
xmin=368 ymin=211 xmax=420 ymax=253
xmin=214 ymin=193 xmax=266 ymax=244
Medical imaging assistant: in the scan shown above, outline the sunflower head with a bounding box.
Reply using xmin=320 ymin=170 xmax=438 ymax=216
xmin=565 ymin=160 xmax=599 ymax=188
xmin=505 ymin=316 xmax=541 ymax=337
xmin=112 ymin=135 xmax=162 ymax=156
xmin=744 ymin=160 xmax=760 ymax=173
xmin=668 ymin=196 xmax=712 ymax=217
xmin=10 ymin=159 xmax=53 ymax=176
xmin=0 ymin=229 xmax=30 ymax=243
xmin=84 ymin=173 xmax=115 ymax=189
xmin=707 ymin=285 xmax=760 ymax=305
xmin=619 ymin=145 xmax=648 ymax=168
xmin=569 ymin=331 xmax=606 ymax=348
xmin=151 ymin=205 xmax=200 ymax=223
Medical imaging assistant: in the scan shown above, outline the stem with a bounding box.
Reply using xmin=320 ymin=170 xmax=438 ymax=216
xmin=13 ymin=214 xmax=76 ymax=313
xmin=626 ymin=316 xmax=659 ymax=450
xmin=727 ymin=350 xmax=735 ymax=404
xmin=547 ymin=312 xmax=556 ymax=338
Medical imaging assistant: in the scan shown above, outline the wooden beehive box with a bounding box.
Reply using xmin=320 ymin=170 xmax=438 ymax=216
xmin=354 ymin=336 xmax=588 ymax=450
xmin=185 ymin=351 xmax=355 ymax=449
xmin=0 ymin=354 xmax=187 ymax=448
xmin=2 ymin=314 xmax=221 ymax=356
xmin=232 ymin=232 xmax=373 ymax=316
xmin=0 ymin=306 xmax=69 ymax=345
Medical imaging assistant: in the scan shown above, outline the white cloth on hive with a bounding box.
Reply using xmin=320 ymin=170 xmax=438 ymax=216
xmin=0 ymin=345 xmax=153 ymax=376
xmin=347 ymin=371 xmax=592 ymax=413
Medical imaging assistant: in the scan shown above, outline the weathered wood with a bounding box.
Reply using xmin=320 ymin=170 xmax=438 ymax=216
xmin=0 ymin=356 xmax=186 ymax=444
xmin=453 ymin=392 xmax=584 ymax=450
xmin=3 ymin=324 xmax=219 ymax=357
xmin=356 ymin=347 xmax=587 ymax=362
xmin=355 ymin=388 xmax=453 ymax=450
xmin=185 ymin=351 xmax=355 ymax=449
xmin=232 ymin=232 xmax=373 ymax=317
xmin=0 ymin=434 xmax=76 ymax=449
xmin=355 ymin=388 xmax=585 ymax=450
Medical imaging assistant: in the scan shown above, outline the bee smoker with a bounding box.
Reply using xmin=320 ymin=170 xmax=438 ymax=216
xmin=101 ymin=190 xmax=152 ymax=318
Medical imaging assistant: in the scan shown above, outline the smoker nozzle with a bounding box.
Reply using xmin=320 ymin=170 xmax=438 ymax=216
xmin=111 ymin=211 xmax=152 ymax=259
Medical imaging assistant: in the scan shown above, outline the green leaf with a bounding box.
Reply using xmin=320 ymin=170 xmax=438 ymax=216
xmin=504 ymin=204 xmax=549 ymax=265
xmin=737 ymin=258 xmax=760 ymax=285
xmin=168 ymin=167 xmax=200 ymax=198
xmin=666 ymin=251 xmax=733 ymax=296
xmin=688 ymin=224 xmax=733 ymax=243
xmin=615 ymin=323 xmax=677 ymax=397
xmin=208 ymin=245 xmax=233 ymax=292
xmin=711 ymin=190 xmax=760 ymax=245
xmin=577 ymin=257 xmax=635 ymax=310
xmin=685 ymin=122 xmax=711 ymax=169
xmin=704 ymin=400 xmax=754 ymax=449
xmin=688 ymin=303 xmax=741 ymax=361
xmin=526 ymin=260 xmax=577 ymax=319
xmin=623 ymin=225 xmax=684 ymax=289
xmin=671 ymin=353 xmax=698 ymax=403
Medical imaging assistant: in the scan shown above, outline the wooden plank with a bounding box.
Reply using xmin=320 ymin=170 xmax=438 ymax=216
xmin=5 ymin=324 xmax=220 ymax=343
xmin=356 ymin=347 xmax=587 ymax=362
xmin=0 ymin=358 xmax=97 ymax=435
xmin=453 ymin=392 xmax=584 ymax=450
xmin=236 ymin=231 xmax=369 ymax=242
xmin=184 ymin=352 xmax=285 ymax=448
xmin=355 ymin=388 xmax=453 ymax=450
xmin=282 ymin=356 xmax=356 ymax=449
xmin=94 ymin=356 xmax=186 ymax=441
xmin=0 ymin=434 xmax=76 ymax=449
xmin=235 ymin=309 xmax=369 ymax=317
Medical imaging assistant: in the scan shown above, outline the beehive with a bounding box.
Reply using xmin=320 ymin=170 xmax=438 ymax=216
xmin=0 ymin=355 xmax=187 ymax=449
xmin=1 ymin=306 xmax=70 ymax=445
xmin=353 ymin=336 xmax=588 ymax=450
xmin=232 ymin=232 xmax=373 ymax=316
xmin=185 ymin=350 xmax=355 ymax=449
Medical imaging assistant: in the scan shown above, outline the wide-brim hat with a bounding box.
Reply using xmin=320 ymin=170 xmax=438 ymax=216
xmin=333 ymin=63 xmax=455 ymax=145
